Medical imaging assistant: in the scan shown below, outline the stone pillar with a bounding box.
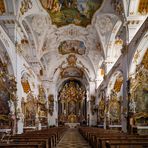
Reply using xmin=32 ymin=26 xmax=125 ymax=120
xmin=17 ymin=110 xmax=24 ymax=134
xmin=104 ymin=59 xmax=115 ymax=74
xmin=89 ymin=81 xmax=96 ymax=126
xmin=121 ymin=53 xmax=128 ymax=133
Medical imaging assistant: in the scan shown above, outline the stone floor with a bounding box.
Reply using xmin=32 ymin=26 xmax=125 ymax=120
xmin=56 ymin=128 xmax=91 ymax=148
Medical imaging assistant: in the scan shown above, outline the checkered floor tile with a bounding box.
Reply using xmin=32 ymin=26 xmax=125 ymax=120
xmin=56 ymin=129 xmax=91 ymax=148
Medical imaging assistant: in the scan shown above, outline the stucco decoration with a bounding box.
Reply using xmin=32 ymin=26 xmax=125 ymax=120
xmin=40 ymin=0 xmax=103 ymax=27
xmin=59 ymin=54 xmax=84 ymax=78
xmin=56 ymin=25 xmax=88 ymax=40
xmin=61 ymin=67 xmax=83 ymax=78
xmin=67 ymin=54 xmax=77 ymax=66
xmin=89 ymin=49 xmax=102 ymax=66
xmin=96 ymin=15 xmax=113 ymax=35
xmin=58 ymin=40 xmax=86 ymax=55
xmin=31 ymin=15 xmax=49 ymax=35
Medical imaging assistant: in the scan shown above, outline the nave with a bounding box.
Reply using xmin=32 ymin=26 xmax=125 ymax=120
xmin=0 ymin=0 xmax=148 ymax=147
xmin=0 ymin=126 xmax=148 ymax=148
xmin=57 ymin=129 xmax=90 ymax=148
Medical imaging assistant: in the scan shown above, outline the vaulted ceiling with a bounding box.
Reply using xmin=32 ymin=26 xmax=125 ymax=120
xmin=0 ymin=0 xmax=147 ymax=88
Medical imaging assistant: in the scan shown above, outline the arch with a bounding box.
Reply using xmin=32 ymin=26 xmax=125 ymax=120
xmin=107 ymin=20 xmax=122 ymax=59
xmin=129 ymin=33 xmax=148 ymax=76
xmin=40 ymin=53 xmax=96 ymax=83
xmin=22 ymin=19 xmax=37 ymax=57
xmin=0 ymin=41 xmax=14 ymax=75
xmin=94 ymin=13 xmax=121 ymax=58
xmin=52 ymin=62 xmax=91 ymax=85
xmin=0 ymin=26 xmax=17 ymax=75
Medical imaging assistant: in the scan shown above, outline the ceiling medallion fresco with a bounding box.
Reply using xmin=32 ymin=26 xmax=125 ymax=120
xmin=58 ymin=40 xmax=86 ymax=55
xmin=40 ymin=0 xmax=104 ymax=27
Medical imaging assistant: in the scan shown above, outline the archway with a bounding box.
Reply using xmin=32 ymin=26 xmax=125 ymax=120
xmin=106 ymin=71 xmax=123 ymax=128
xmin=58 ymin=79 xmax=87 ymax=126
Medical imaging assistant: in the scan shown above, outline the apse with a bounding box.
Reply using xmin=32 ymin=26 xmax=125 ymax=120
xmin=58 ymin=79 xmax=87 ymax=126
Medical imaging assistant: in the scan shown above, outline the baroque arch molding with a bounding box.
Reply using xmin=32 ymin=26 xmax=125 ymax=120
xmin=129 ymin=33 xmax=148 ymax=76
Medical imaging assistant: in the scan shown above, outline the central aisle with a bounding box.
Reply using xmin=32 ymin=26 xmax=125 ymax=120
xmin=57 ymin=128 xmax=91 ymax=148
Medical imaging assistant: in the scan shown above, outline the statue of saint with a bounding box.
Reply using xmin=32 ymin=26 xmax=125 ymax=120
xmin=69 ymin=101 xmax=75 ymax=114
xmin=68 ymin=112 xmax=76 ymax=123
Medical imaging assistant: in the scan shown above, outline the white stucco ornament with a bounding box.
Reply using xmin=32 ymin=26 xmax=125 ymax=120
xmin=96 ymin=15 xmax=113 ymax=35
xmin=31 ymin=15 xmax=48 ymax=34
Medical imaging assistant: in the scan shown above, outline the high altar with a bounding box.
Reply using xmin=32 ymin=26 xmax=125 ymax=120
xmin=58 ymin=81 xmax=87 ymax=126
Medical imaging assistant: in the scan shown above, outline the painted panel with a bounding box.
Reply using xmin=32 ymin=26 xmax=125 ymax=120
xmin=58 ymin=40 xmax=86 ymax=55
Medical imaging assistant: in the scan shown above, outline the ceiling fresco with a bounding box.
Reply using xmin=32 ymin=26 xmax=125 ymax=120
xmin=58 ymin=40 xmax=86 ymax=55
xmin=60 ymin=67 xmax=83 ymax=78
xmin=40 ymin=0 xmax=104 ymax=27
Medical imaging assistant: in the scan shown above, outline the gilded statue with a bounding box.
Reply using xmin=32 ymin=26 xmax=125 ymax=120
xmin=99 ymin=98 xmax=105 ymax=119
xmin=68 ymin=113 xmax=77 ymax=123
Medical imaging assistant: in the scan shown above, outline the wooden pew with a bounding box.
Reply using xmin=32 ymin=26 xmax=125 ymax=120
xmin=89 ymin=130 xmax=122 ymax=147
xmin=11 ymin=138 xmax=49 ymax=148
xmin=11 ymin=134 xmax=53 ymax=147
xmin=99 ymin=137 xmax=148 ymax=148
xmin=79 ymin=127 xmax=122 ymax=147
xmin=79 ymin=127 xmax=148 ymax=148
xmin=0 ymin=127 xmax=67 ymax=148
xmin=0 ymin=143 xmax=44 ymax=148
xmin=105 ymin=141 xmax=148 ymax=148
